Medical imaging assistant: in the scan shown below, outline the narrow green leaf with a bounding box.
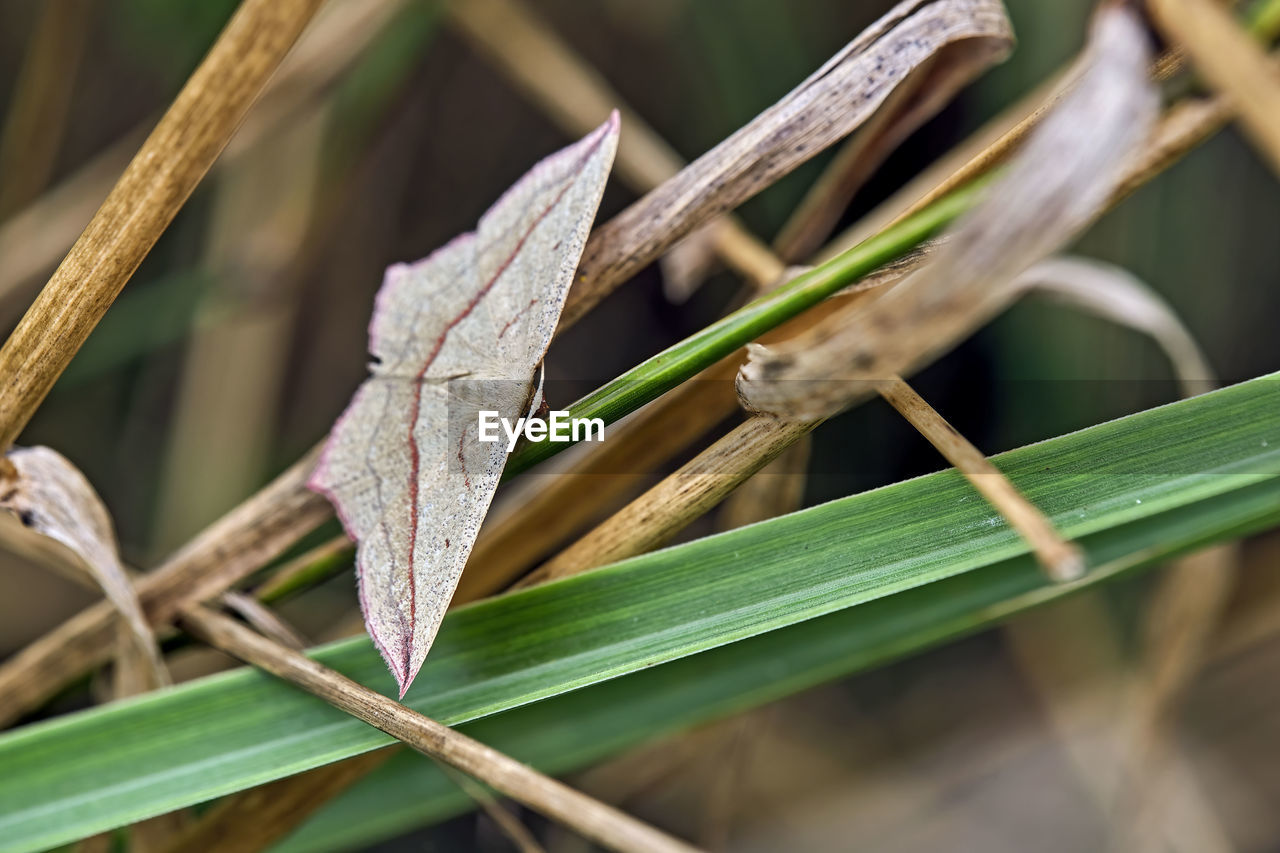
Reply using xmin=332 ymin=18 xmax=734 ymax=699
xmin=0 ymin=374 xmax=1275 ymax=853
xmin=278 ymin=459 xmax=1280 ymax=852
xmin=504 ymin=177 xmax=989 ymax=475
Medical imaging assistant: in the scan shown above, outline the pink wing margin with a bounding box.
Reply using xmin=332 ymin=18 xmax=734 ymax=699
xmin=309 ymin=113 xmax=620 ymax=698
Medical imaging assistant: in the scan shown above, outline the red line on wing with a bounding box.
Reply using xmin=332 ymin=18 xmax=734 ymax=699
xmin=401 ymin=129 xmax=608 ymax=664
xmin=497 ymin=297 xmax=539 ymax=339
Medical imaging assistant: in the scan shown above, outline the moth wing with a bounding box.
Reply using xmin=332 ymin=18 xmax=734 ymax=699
xmin=311 ymin=114 xmax=619 ymax=696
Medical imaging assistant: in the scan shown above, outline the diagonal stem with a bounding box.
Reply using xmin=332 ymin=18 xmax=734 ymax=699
xmin=0 ymin=0 xmax=327 ymax=449
xmin=177 ymin=604 xmax=702 ymax=853
xmin=873 ymin=377 xmax=1085 ymax=581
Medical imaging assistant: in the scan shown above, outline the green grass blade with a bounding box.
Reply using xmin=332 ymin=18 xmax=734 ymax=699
xmin=504 ymin=178 xmax=988 ymax=475
xmin=277 ymin=466 xmax=1280 ymax=852
xmin=0 ymin=374 xmax=1276 ymax=853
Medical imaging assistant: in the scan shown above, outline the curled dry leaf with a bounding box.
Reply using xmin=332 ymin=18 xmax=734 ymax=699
xmin=309 ymin=115 xmax=620 ymax=697
xmin=738 ymin=3 xmax=1159 ymax=420
xmin=565 ymin=0 xmax=1013 ymax=326
xmin=1015 ymin=256 xmax=1216 ymax=397
xmin=660 ymin=0 xmax=1018 ymax=302
xmin=0 ymin=446 xmax=168 ymax=694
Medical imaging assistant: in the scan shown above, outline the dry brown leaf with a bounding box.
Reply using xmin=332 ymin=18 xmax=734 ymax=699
xmin=562 ymin=0 xmax=1012 ymax=327
xmin=0 ymin=444 xmax=328 ymax=728
xmin=0 ymin=446 xmax=168 ymax=694
xmin=738 ymin=3 xmax=1159 ymax=420
xmin=660 ymin=0 xmax=1016 ymax=299
xmin=310 ymin=116 xmax=620 ymax=697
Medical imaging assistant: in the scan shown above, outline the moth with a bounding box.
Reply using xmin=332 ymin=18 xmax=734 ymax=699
xmin=310 ymin=114 xmax=620 ymax=697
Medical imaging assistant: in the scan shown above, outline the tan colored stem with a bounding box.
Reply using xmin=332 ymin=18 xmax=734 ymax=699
xmin=178 ymin=605 xmax=702 ymax=853
xmin=716 ymin=439 xmax=812 ymax=532
xmin=0 ymin=0 xmax=326 ymax=449
xmin=456 ymin=360 xmax=740 ymax=601
xmin=872 ymin=377 xmax=1085 ymax=582
xmin=1148 ymin=0 xmax=1280 ymax=176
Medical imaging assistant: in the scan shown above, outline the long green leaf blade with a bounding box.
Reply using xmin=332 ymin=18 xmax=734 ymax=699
xmin=0 ymin=374 xmax=1276 ymax=853
xmin=278 ymin=467 xmax=1280 ymax=852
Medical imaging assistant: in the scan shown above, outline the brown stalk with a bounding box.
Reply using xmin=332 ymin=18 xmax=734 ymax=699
xmin=456 ymin=368 xmax=739 ymax=601
xmin=715 ymin=440 xmax=812 ymax=532
xmin=873 ymin=377 xmax=1085 ymax=581
xmin=0 ymin=0 xmax=327 ymax=450
xmin=1148 ymin=0 xmax=1280 ymax=175
xmin=177 ymin=604 xmax=702 ymax=853
xmin=0 ymin=0 xmax=93 ymax=219
xmin=522 ymin=369 xmax=1079 ymax=587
